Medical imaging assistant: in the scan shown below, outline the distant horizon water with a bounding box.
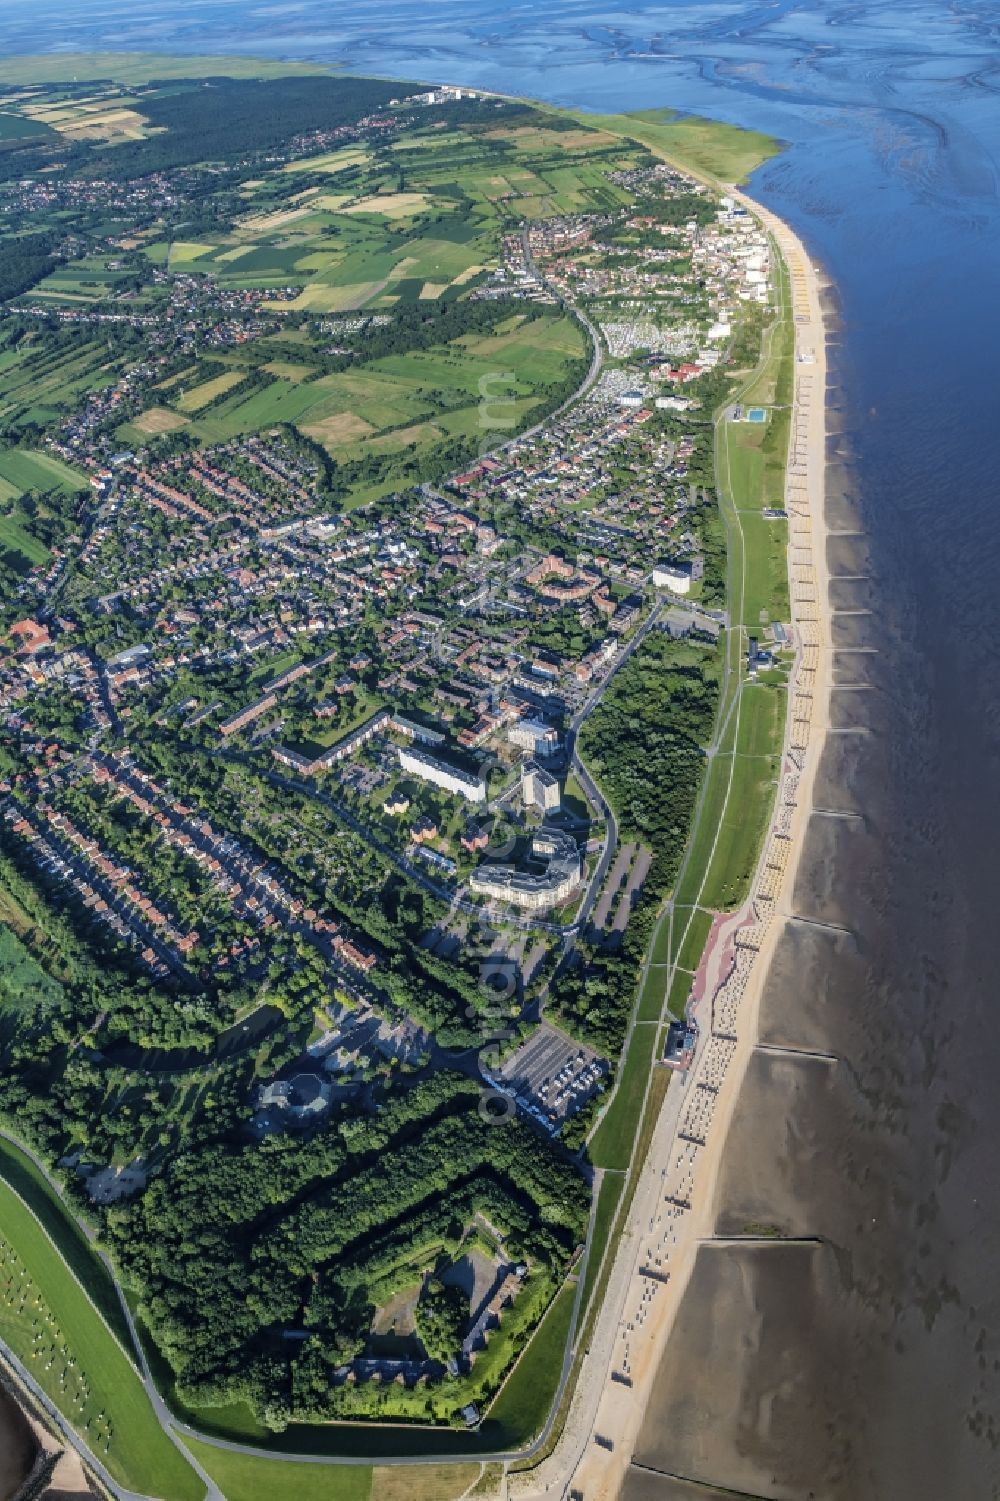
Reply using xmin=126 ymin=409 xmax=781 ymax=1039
xmin=5 ymin=4 xmax=1000 ymax=1496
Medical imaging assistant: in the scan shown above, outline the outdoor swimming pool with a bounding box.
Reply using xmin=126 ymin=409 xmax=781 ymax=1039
xmin=747 ymin=407 xmax=767 ymax=422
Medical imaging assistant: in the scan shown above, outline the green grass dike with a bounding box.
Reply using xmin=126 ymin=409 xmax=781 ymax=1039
xmin=563 ymin=107 xmax=781 ymax=186
xmin=483 ymin=1279 xmax=576 ymax=1446
xmin=0 ymin=1152 xmax=202 ymax=1500
xmin=183 ymin=1441 xmax=372 ymax=1501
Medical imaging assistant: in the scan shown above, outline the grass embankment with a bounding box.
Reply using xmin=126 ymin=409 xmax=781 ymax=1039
xmin=670 ymin=906 xmax=715 ymax=973
xmin=579 ymin=1174 xmax=625 ymax=1316
xmin=590 ymin=1023 xmax=661 ymax=1172
xmin=556 ymin=167 xmax=794 ymax=1488
xmin=670 ymin=256 xmax=793 ymax=916
xmin=512 ymin=1066 xmax=669 ymax=1481
xmin=637 ymin=963 xmax=668 ymax=1021
xmin=0 ymin=1138 xmax=130 ymax=1348
xmin=184 ymin=1441 xmax=370 ymax=1501
xmin=567 ymin=107 xmax=780 ymax=186
xmin=484 ymin=1280 xmax=576 ymax=1445
xmin=0 ymin=1159 xmax=202 ymax=1500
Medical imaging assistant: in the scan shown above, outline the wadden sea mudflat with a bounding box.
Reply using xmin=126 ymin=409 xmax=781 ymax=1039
xmin=623 ymin=474 xmax=1000 ymax=1498
xmin=630 ymin=1240 xmax=852 ymax=1498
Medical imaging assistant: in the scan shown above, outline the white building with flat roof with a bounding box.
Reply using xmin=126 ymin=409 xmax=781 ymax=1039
xmin=398 ymin=745 xmax=487 ymax=803
xmin=652 ymin=561 xmax=692 ymax=595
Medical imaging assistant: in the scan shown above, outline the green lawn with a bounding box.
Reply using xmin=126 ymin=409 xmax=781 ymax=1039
xmin=649 ymin=920 xmax=674 ymax=966
xmin=484 ymin=1280 xmax=576 ymax=1445
xmin=0 ymin=1170 xmax=202 ymax=1499
xmin=637 ymin=962 xmax=668 ymax=1021
xmin=668 ymin=967 xmax=694 ymax=1021
xmin=671 ymin=905 xmax=714 ymax=974
xmin=0 ymin=515 xmax=50 ymax=568
xmin=589 ymin=1022 xmax=659 ymax=1171
xmin=673 ymin=742 xmax=735 ymax=909
xmin=579 ymin=1173 xmax=625 ymax=1316
xmin=0 ymin=449 xmax=87 ymax=494
xmin=185 ymin=1439 xmax=371 ymax=1501
xmin=699 ymin=752 xmax=780 ymax=911
xmin=738 ymin=683 xmax=787 ymax=758
xmin=739 ymin=511 xmax=789 ymax=626
xmin=727 ymin=431 xmax=765 ymax=509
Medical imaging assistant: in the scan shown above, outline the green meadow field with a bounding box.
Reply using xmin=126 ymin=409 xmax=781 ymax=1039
xmin=0 ymin=450 xmax=87 ymax=495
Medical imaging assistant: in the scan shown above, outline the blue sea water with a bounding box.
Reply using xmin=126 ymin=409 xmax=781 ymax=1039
xmin=4 ymin=4 xmax=1000 ymax=1494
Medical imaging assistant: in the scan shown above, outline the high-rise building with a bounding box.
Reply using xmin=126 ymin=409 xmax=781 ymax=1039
xmin=522 ymin=761 xmax=561 ymax=813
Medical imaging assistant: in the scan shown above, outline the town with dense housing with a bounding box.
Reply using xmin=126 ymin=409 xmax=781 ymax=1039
xmin=0 ymin=58 xmax=794 ymax=1495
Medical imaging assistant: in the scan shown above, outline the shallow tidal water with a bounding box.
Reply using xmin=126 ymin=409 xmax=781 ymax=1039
xmin=4 ymin=2 xmax=1000 ymax=1496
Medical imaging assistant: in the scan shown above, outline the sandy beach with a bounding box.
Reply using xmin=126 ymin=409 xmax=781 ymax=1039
xmin=511 ymin=195 xmax=832 ymax=1501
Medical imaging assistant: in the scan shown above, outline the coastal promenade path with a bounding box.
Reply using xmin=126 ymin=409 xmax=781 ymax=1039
xmin=510 ymin=194 xmax=831 ymax=1501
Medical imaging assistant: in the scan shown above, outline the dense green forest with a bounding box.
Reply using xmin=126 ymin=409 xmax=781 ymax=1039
xmin=0 ymin=231 xmax=60 ymax=304
xmin=84 ymin=75 xmax=403 ymax=179
xmin=552 ymin=632 xmax=721 ymax=1051
xmin=413 ymin=1278 xmax=470 ymax=1363
xmin=580 ymin=631 xmax=719 ymax=889
xmin=102 ymin=1073 xmax=588 ymax=1425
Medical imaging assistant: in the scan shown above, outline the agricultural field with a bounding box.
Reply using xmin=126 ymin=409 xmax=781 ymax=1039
xmin=0 ymin=111 xmax=55 ymax=145
xmin=117 ymin=300 xmax=586 ymax=505
xmin=22 ymin=90 xmax=159 ymax=144
xmin=0 ymin=449 xmax=87 ymax=495
xmin=128 ymin=406 xmax=190 ymax=437
xmin=0 ymin=338 xmax=118 ymax=429
xmin=0 ymin=516 xmax=50 ymax=569
xmin=0 ymin=69 xmax=644 ymax=502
